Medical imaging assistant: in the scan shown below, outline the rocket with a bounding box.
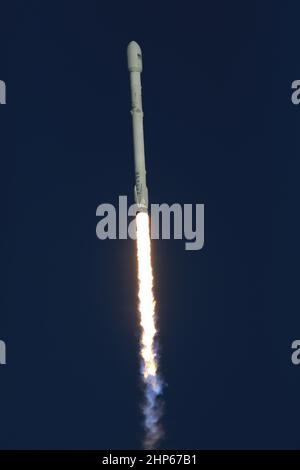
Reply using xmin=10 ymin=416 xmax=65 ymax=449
xmin=127 ymin=41 xmax=148 ymax=212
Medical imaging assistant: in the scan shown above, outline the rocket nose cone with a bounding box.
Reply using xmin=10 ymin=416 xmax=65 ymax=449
xmin=127 ymin=41 xmax=141 ymax=54
xmin=127 ymin=41 xmax=143 ymax=72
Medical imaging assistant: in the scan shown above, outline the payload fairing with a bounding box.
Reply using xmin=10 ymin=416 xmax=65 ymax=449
xmin=127 ymin=41 xmax=148 ymax=212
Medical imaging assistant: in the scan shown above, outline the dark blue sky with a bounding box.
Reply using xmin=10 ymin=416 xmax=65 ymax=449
xmin=1 ymin=0 xmax=300 ymax=449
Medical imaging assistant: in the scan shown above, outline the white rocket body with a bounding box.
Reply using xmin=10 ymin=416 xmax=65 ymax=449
xmin=127 ymin=41 xmax=148 ymax=212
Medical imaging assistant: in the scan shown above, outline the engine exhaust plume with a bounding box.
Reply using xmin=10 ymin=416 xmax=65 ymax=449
xmin=136 ymin=211 xmax=163 ymax=449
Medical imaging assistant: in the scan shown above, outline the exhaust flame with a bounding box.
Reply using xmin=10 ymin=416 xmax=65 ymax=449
xmin=136 ymin=211 xmax=163 ymax=449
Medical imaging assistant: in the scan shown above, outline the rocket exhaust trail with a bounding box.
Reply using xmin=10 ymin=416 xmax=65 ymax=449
xmin=136 ymin=212 xmax=163 ymax=449
xmin=127 ymin=41 xmax=163 ymax=448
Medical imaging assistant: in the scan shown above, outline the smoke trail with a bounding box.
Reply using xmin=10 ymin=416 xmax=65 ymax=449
xmin=136 ymin=211 xmax=163 ymax=449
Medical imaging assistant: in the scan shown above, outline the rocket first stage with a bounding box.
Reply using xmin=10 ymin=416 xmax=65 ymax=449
xmin=127 ymin=41 xmax=149 ymax=212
